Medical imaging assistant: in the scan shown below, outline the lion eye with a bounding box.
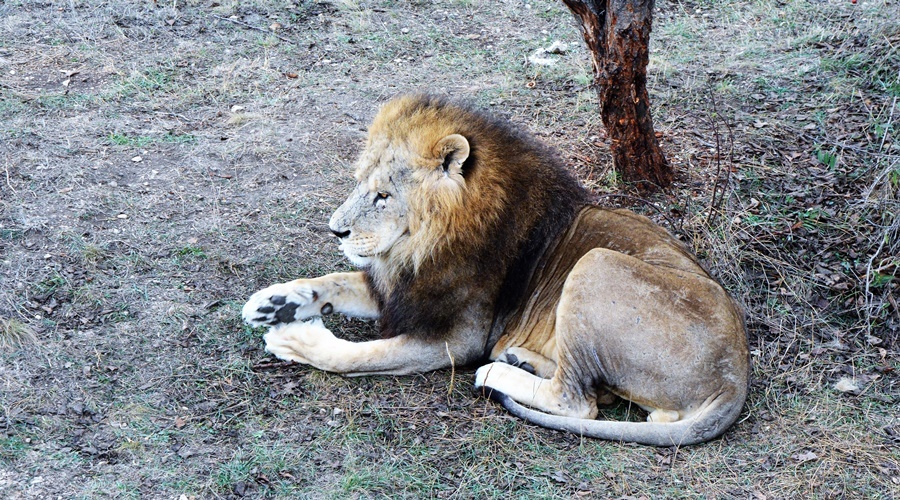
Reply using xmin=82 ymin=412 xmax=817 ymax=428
xmin=374 ymin=192 xmax=390 ymax=206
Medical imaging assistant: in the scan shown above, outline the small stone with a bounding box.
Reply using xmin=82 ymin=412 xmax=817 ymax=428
xmin=131 ymin=156 xmax=142 ymax=162
xmin=117 ymin=214 xmax=128 ymax=219
xmin=69 ymin=401 xmax=84 ymax=415
xmin=834 ymin=377 xmax=859 ymax=393
xmin=545 ymin=40 xmax=568 ymax=54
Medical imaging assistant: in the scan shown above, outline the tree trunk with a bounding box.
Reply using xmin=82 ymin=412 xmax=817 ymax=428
xmin=561 ymin=0 xmax=672 ymax=190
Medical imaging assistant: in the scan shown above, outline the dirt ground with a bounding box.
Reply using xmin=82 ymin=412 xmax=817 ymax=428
xmin=1 ymin=0 xmax=898 ymax=498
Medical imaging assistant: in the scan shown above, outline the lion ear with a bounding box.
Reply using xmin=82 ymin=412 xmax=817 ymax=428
xmin=434 ymin=134 xmax=469 ymax=175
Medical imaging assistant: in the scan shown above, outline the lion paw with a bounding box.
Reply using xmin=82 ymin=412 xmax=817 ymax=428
xmin=263 ymin=318 xmax=334 ymax=364
xmin=473 ymin=363 xmax=491 ymax=389
xmin=242 ymin=282 xmax=319 ymax=327
xmin=474 ymin=362 xmax=511 ymax=390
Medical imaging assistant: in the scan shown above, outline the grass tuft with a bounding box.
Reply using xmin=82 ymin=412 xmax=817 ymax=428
xmin=0 ymin=317 xmax=38 ymax=350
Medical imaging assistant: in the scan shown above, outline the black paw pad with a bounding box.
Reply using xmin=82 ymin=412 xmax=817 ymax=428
xmin=274 ymin=302 xmax=300 ymax=323
xmin=270 ymin=295 xmax=287 ymax=305
xmin=257 ymin=306 xmax=276 ymax=314
xmin=320 ymin=302 xmax=333 ymax=315
xmin=500 ymin=353 xmax=535 ymax=374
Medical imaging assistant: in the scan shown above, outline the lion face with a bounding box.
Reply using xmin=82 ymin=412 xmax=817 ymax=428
xmin=328 ymin=143 xmax=412 ymax=267
xmin=329 ymin=128 xmax=471 ymax=270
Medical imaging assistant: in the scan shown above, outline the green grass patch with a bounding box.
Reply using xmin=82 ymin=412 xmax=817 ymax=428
xmin=107 ymin=132 xmax=197 ymax=147
xmin=0 ymin=435 xmax=29 ymax=462
xmin=176 ymin=245 xmax=207 ymax=258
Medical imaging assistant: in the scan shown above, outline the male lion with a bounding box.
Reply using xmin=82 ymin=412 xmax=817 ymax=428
xmin=243 ymin=95 xmax=749 ymax=446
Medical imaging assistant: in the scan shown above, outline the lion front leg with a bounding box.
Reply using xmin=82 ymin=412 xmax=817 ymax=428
xmin=263 ymin=320 xmax=478 ymax=376
xmin=242 ymin=271 xmax=378 ymax=327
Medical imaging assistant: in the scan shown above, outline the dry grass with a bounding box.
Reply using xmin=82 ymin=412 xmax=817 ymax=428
xmin=0 ymin=318 xmax=38 ymax=351
xmin=0 ymin=0 xmax=897 ymax=498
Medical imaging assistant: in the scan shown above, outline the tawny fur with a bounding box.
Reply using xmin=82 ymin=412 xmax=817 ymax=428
xmin=242 ymin=95 xmax=750 ymax=446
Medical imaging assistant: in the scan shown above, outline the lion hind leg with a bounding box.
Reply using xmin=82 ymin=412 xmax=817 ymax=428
xmin=475 ymin=361 xmax=737 ymax=446
xmin=474 ymin=362 xmax=597 ymax=419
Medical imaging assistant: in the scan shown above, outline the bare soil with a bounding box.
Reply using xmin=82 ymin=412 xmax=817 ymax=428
xmin=1 ymin=0 xmax=898 ymax=498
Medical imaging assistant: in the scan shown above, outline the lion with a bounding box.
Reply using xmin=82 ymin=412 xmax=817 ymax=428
xmin=242 ymin=95 xmax=749 ymax=446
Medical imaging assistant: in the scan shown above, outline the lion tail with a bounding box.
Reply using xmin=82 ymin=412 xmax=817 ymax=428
xmin=486 ymin=389 xmax=742 ymax=447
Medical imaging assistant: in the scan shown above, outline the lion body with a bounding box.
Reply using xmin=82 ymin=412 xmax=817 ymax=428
xmin=243 ymin=95 xmax=749 ymax=445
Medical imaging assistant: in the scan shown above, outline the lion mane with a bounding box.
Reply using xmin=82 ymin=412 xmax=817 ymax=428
xmin=362 ymin=95 xmax=589 ymax=341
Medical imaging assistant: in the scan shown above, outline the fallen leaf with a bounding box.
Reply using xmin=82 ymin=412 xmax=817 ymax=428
xmin=174 ymin=416 xmax=186 ymax=428
xmin=550 ymin=470 xmax=568 ymax=484
xmin=792 ymin=451 xmax=818 ymax=463
xmin=835 ymin=377 xmax=859 ymax=393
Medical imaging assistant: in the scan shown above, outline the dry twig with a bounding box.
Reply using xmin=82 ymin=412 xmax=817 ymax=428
xmin=211 ymin=15 xmax=296 ymax=44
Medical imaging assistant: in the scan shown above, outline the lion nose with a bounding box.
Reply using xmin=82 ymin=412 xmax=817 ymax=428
xmin=331 ymin=228 xmax=351 ymax=239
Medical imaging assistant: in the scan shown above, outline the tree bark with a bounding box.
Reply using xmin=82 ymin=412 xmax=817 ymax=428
xmin=562 ymin=0 xmax=672 ymax=190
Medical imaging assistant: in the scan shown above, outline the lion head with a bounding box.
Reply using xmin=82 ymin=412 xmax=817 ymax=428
xmin=326 ymin=95 xmax=587 ymax=338
xmin=328 ymin=96 xmax=484 ymax=274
